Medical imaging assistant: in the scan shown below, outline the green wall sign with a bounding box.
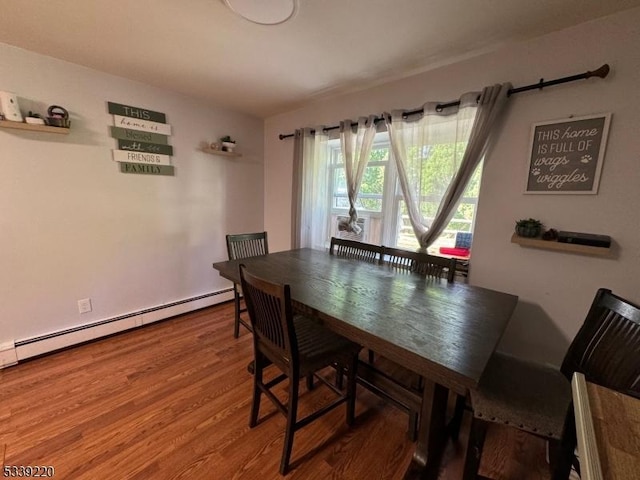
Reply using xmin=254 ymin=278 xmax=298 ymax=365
xmin=108 ymin=101 xmax=167 ymax=123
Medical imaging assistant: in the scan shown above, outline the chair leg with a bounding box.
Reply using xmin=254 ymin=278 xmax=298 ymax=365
xmin=550 ymin=408 xmax=578 ymax=480
xmin=335 ymin=364 xmax=344 ymax=390
xmin=549 ymin=438 xmax=574 ymax=480
xmin=449 ymin=393 xmax=467 ymax=442
xmin=408 ymin=411 xmax=419 ymax=442
xmin=407 ymin=374 xmax=423 ymax=441
xmin=368 ymin=349 xmax=375 ymax=364
xmin=280 ymin=373 xmax=300 ymax=475
xmin=233 ymin=285 xmax=241 ymax=339
xmin=306 ymin=373 xmax=314 ymax=391
xmin=462 ymin=416 xmax=488 ymax=480
xmin=249 ymin=354 xmax=264 ymax=428
xmin=346 ymin=355 xmax=358 ymax=426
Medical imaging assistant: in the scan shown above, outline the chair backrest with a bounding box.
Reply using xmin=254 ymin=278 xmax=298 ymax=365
xmin=382 ymin=246 xmax=456 ymax=283
xmin=561 ymin=288 xmax=640 ymax=399
xmin=239 ymin=264 xmax=298 ymax=372
xmin=226 ymin=232 xmax=269 ymax=261
xmin=329 ymin=237 xmax=383 ymax=264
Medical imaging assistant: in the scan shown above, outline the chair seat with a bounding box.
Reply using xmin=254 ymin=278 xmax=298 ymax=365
xmin=294 ymin=315 xmax=361 ymax=376
xmin=464 ymin=289 xmax=640 ymax=480
xmin=470 ymin=352 xmax=571 ymax=439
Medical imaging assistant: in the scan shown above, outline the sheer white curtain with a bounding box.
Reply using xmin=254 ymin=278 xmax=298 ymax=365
xmin=338 ymin=116 xmax=377 ymax=233
xmin=384 ymin=83 xmax=511 ymax=248
xmin=291 ymin=127 xmax=330 ymax=249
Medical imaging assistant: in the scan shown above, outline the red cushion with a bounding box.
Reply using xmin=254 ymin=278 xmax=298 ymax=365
xmin=439 ymin=247 xmax=470 ymax=257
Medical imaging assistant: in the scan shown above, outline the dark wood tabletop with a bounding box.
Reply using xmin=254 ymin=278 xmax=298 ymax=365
xmin=213 ymin=248 xmax=517 ymax=394
xmin=213 ymin=248 xmax=518 ymax=478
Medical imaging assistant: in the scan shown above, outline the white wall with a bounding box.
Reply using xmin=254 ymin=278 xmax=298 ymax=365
xmin=264 ymin=8 xmax=640 ymax=365
xmin=0 ymin=44 xmax=264 ymax=354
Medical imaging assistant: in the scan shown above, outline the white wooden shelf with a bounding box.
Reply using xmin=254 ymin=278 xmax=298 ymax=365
xmin=201 ymin=147 xmax=241 ymax=158
xmin=572 ymin=373 xmax=603 ymax=480
xmin=0 ymin=120 xmax=70 ymax=134
xmin=510 ymin=233 xmax=612 ymax=257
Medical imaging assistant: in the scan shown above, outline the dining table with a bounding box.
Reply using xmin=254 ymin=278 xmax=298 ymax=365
xmin=212 ymin=248 xmax=518 ymax=479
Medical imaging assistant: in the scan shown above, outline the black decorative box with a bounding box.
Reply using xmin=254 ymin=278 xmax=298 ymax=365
xmin=557 ymin=231 xmax=611 ymax=248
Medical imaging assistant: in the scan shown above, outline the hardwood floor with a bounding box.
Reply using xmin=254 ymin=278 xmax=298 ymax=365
xmin=1 ymin=302 xmax=550 ymax=479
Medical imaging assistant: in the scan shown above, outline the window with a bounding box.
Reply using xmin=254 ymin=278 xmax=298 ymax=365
xmin=326 ymin=131 xmax=482 ymax=254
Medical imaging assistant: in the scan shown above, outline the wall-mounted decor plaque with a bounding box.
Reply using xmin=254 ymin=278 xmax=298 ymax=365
xmin=525 ymin=113 xmax=611 ymax=194
xmin=108 ymin=101 xmax=175 ymax=176
xmin=120 ymin=163 xmax=175 ymax=176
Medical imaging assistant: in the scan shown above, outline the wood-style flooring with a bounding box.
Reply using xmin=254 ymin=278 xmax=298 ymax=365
xmin=1 ymin=302 xmax=551 ymax=479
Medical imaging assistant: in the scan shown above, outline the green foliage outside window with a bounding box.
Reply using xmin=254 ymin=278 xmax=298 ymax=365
xmin=401 ymin=142 xmax=480 ymax=232
xmin=333 ymin=147 xmax=388 ymax=212
xmin=332 ymin=139 xmax=481 ymax=248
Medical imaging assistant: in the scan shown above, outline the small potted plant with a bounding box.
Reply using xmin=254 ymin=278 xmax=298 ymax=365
xmin=515 ymin=218 xmax=543 ymax=238
xmin=220 ymin=135 xmax=236 ymax=152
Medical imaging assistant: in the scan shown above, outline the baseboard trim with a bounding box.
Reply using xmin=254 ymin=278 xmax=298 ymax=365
xmin=0 ymin=341 xmax=18 ymax=368
xmin=9 ymin=289 xmax=233 ymax=366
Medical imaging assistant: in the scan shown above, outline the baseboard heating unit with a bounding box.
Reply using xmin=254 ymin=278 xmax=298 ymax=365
xmin=3 ymin=288 xmax=233 ymax=368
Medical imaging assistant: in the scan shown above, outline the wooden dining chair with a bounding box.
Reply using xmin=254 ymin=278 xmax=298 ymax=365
xmin=226 ymin=231 xmax=269 ymax=338
xmin=463 ymin=288 xmax=640 ymax=480
xmin=369 ymin=246 xmax=458 ymax=439
xmin=239 ymin=264 xmax=362 ymax=475
xmin=382 ymin=246 xmax=457 ymax=282
xmin=329 ymin=237 xmax=384 ymax=264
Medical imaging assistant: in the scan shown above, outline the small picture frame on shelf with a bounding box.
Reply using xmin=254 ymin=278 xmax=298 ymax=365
xmin=0 ymin=91 xmax=23 ymax=122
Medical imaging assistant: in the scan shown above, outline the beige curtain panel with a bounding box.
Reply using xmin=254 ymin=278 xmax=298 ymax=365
xmin=384 ymin=83 xmax=511 ymax=248
xmin=338 ymin=116 xmax=377 ymax=234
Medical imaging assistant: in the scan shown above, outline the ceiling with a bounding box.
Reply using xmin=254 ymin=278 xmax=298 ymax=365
xmin=1 ymin=0 xmax=639 ymax=118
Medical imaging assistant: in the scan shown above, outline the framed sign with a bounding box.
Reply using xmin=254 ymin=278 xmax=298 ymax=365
xmin=525 ymin=113 xmax=611 ymax=194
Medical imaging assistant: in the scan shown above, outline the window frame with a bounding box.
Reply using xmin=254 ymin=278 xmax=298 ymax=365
xmin=326 ymin=133 xmax=481 ymax=253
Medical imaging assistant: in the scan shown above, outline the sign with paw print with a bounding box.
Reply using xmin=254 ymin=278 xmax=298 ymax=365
xmin=526 ymin=113 xmax=611 ymax=194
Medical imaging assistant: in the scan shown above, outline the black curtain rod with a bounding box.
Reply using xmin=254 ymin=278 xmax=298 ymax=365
xmin=278 ymin=64 xmax=610 ymax=140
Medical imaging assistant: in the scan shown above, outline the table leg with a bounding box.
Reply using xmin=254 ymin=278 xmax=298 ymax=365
xmin=403 ymin=379 xmax=449 ymax=480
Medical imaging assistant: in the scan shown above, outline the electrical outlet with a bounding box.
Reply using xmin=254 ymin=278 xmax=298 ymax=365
xmin=78 ymin=298 xmax=92 ymax=314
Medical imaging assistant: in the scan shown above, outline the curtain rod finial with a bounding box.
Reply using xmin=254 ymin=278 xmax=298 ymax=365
xmin=588 ymin=64 xmax=610 ymax=79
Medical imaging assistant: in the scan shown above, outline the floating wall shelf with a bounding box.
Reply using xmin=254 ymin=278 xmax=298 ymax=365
xmin=511 ymin=233 xmax=612 ymax=257
xmin=0 ymin=120 xmax=70 ymax=135
xmin=201 ymin=147 xmax=242 ymax=158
